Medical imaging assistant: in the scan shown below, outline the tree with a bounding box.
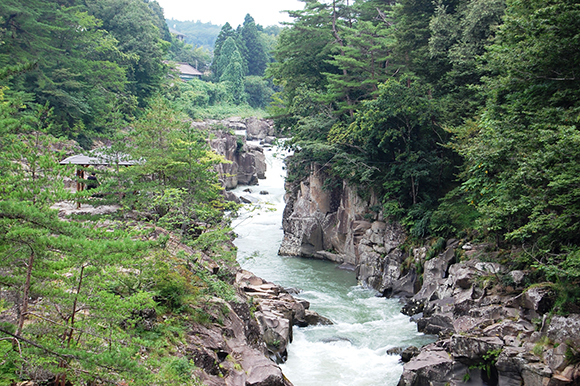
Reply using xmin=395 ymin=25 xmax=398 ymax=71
xmin=220 ymin=50 xmax=247 ymax=105
xmin=86 ymin=0 xmax=168 ymax=106
xmin=322 ymin=2 xmax=396 ymax=116
xmin=330 ymin=77 xmax=454 ymax=234
xmin=105 ymin=97 xmax=228 ymax=237
xmin=0 ymin=88 xmax=161 ymax=385
xmin=211 ymin=23 xmax=238 ymax=80
xmin=241 ymin=14 xmax=268 ymax=76
xmin=458 ymin=0 xmax=580 ymax=248
xmin=0 ymin=0 xmax=137 ymax=141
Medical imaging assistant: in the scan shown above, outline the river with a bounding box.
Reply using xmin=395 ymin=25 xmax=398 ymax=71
xmin=231 ymin=143 xmax=433 ymax=386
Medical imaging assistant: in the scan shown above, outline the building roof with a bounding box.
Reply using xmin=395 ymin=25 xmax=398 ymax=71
xmin=60 ymin=149 xmax=138 ymax=166
xmin=175 ymin=62 xmax=203 ymax=77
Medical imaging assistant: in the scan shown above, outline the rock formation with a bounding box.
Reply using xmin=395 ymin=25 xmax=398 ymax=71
xmin=279 ymin=164 xmax=411 ymax=296
xmin=397 ymin=243 xmax=580 ymax=386
xmin=280 ymin=166 xmax=580 ymax=385
xmin=209 ymin=130 xmax=266 ymax=188
xmin=192 ymin=118 xmax=269 ymax=190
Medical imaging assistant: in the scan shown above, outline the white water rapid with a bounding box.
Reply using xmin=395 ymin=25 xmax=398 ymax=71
xmin=231 ymin=143 xmax=433 ymax=386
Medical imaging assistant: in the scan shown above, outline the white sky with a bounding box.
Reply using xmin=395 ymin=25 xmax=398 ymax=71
xmin=156 ymin=0 xmax=305 ymax=26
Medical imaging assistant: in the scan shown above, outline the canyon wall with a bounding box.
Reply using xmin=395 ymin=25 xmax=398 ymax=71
xmin=279 ymin=164 xmax=415 ymax=297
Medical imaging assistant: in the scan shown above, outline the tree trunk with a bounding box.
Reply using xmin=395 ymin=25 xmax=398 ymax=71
xmin=17 ymin=250 xmax=35 ymax=336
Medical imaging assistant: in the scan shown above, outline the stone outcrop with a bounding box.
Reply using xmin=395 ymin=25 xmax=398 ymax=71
xmin=155 ymin=231 xmax=311 ymax=386
xmin=236 ymin=270 xmax=332 ymax=364
xmin=398 ymin=246 xmax=580 ymax=386
xmin=245 ymin=117 xmax=275 ymax=141
xmin=181 ymin=268 xmax=330 ymax=384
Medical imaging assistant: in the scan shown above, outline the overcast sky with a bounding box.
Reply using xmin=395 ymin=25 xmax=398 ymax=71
xmin=156 ymin=0 xmax=305 ymax=27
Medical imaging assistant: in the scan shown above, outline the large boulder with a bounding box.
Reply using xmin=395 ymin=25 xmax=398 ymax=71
xmin=246 ymin=117 xmax=274 ymax=140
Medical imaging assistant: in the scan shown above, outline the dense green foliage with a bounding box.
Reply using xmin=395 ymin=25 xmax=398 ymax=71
xmin=210 ymin=16 xmax=277 ymax=108
xmin=0 ymin=2 xmax=251 ymax=384
xmin=269 ymin=0 xmax=580 ymax=307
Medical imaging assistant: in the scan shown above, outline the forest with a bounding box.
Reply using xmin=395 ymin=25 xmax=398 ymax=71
xmin=0 ymin=0 xmax=579 ymax=384
xmin=268 ymin=0 xmax=580 ymax=312
xmin=0 ymin=0 xmax=274 ymax=384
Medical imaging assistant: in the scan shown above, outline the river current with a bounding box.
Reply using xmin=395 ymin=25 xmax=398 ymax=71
xmin=231 ymin=143 xmax=433 ymax=386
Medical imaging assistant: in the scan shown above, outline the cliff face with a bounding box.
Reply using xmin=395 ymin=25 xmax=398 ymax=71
xmin=210 ymin=130 xmax=266 ymax=189
xmin=279 ymin=164 xmax=413 ymax=296
xmin=162 ymin=232 xmax=330 ymax=386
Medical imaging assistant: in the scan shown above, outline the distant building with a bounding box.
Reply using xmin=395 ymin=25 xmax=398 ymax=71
xmin=164 ymin=61 xmax=203 ymax=81
xmin=168 ymin=26 xmax=185 ymax=42
xmin=175 ymin=62 xmax=203 ymax=80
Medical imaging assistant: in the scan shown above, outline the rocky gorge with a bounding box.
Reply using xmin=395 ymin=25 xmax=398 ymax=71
xmin=279 ymin=164 xmax=580 ymax=385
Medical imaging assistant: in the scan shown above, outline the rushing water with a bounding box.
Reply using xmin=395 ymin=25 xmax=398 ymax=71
xmin=231 ymin=143 xmax=433 ymax=386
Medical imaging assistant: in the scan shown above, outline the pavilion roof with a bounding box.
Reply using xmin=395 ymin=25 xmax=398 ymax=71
xmin=60 ymin=150 xmax=138 ymax=166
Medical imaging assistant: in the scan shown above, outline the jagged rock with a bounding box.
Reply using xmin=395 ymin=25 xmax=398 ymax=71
xmin=523 ymin=287 xmax=556 ymax=315
xmin=401 ymin=299 xmax=425 ymax=317
xmin=413 ymin=248 xmax=456 ymax=302
xmin=209 ymin=130 xmax=267 ymax=189
xmin=304 ymin=310 xmax=333 ymax=326
xmin=398 ymin=344 xmax=454 ymax=386
xmin=240 ymin=195 xmax=259 ymax=204
xmin=387 ymin=347 xmax=404 ymax=356
xmin=510 ymin=270 xmax=527 ymax=287
xmin=187 ymin=298 xmax=292 ymax=386
xmin=521 ymin=362 xmax=553 ymax=386
xmin=246 ymin=117 xmax=274 ymax=140
xmin=236 ymin=270 xmax=332 ymax=363
xmin=401 ymin=346 xmax=421 ymax=363
xmin=390 ymin=270 xmax=419 ymax=298
xmin=224 ymin=191 xmax=240 ymax=203
xmin=260 ymin=190 xmax=269 ymax=195
xmin=544 ymin=343 xmax=569 ymax=372
xmin=451 ymin=335 xmax=504 ymax=364
xmin=546 ymin=314 xmax=580 ymax=348
xmin=417 ymin=313 xmax=454 ymax=335
xmin=313 ymin=250 xmax=344 ymax=263
xmin=279 ymin=164 xmax=409 ymax=292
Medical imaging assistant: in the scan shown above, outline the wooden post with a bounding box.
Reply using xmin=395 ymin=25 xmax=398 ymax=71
xmin=76 ymin=167 xmax=85 ymax=208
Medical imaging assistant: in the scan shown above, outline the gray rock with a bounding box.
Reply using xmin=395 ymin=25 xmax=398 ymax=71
xmin=401 ymin=346 xmax=421 ymax=363
xmin=417 ymin=313 xmax=454 ymax=335
xmin=451 ymin=335 xmax=504 ymax=364
xmin=223 ymin=191 xmax=240 ymax=203
xmin=547 ymin=314 xmax=580 ymax=348
xmin=304 ymin=310 xmax=333 ymax=326
xmin=523 ymin=287 xmax=556 ymax=314
xmin=240 ymin=195 xmax=259 ymax=204
xmin=387 ymin=347 xmax=404 ymax=356
xmin=398 ymin=345 xmax=454 ymax=386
